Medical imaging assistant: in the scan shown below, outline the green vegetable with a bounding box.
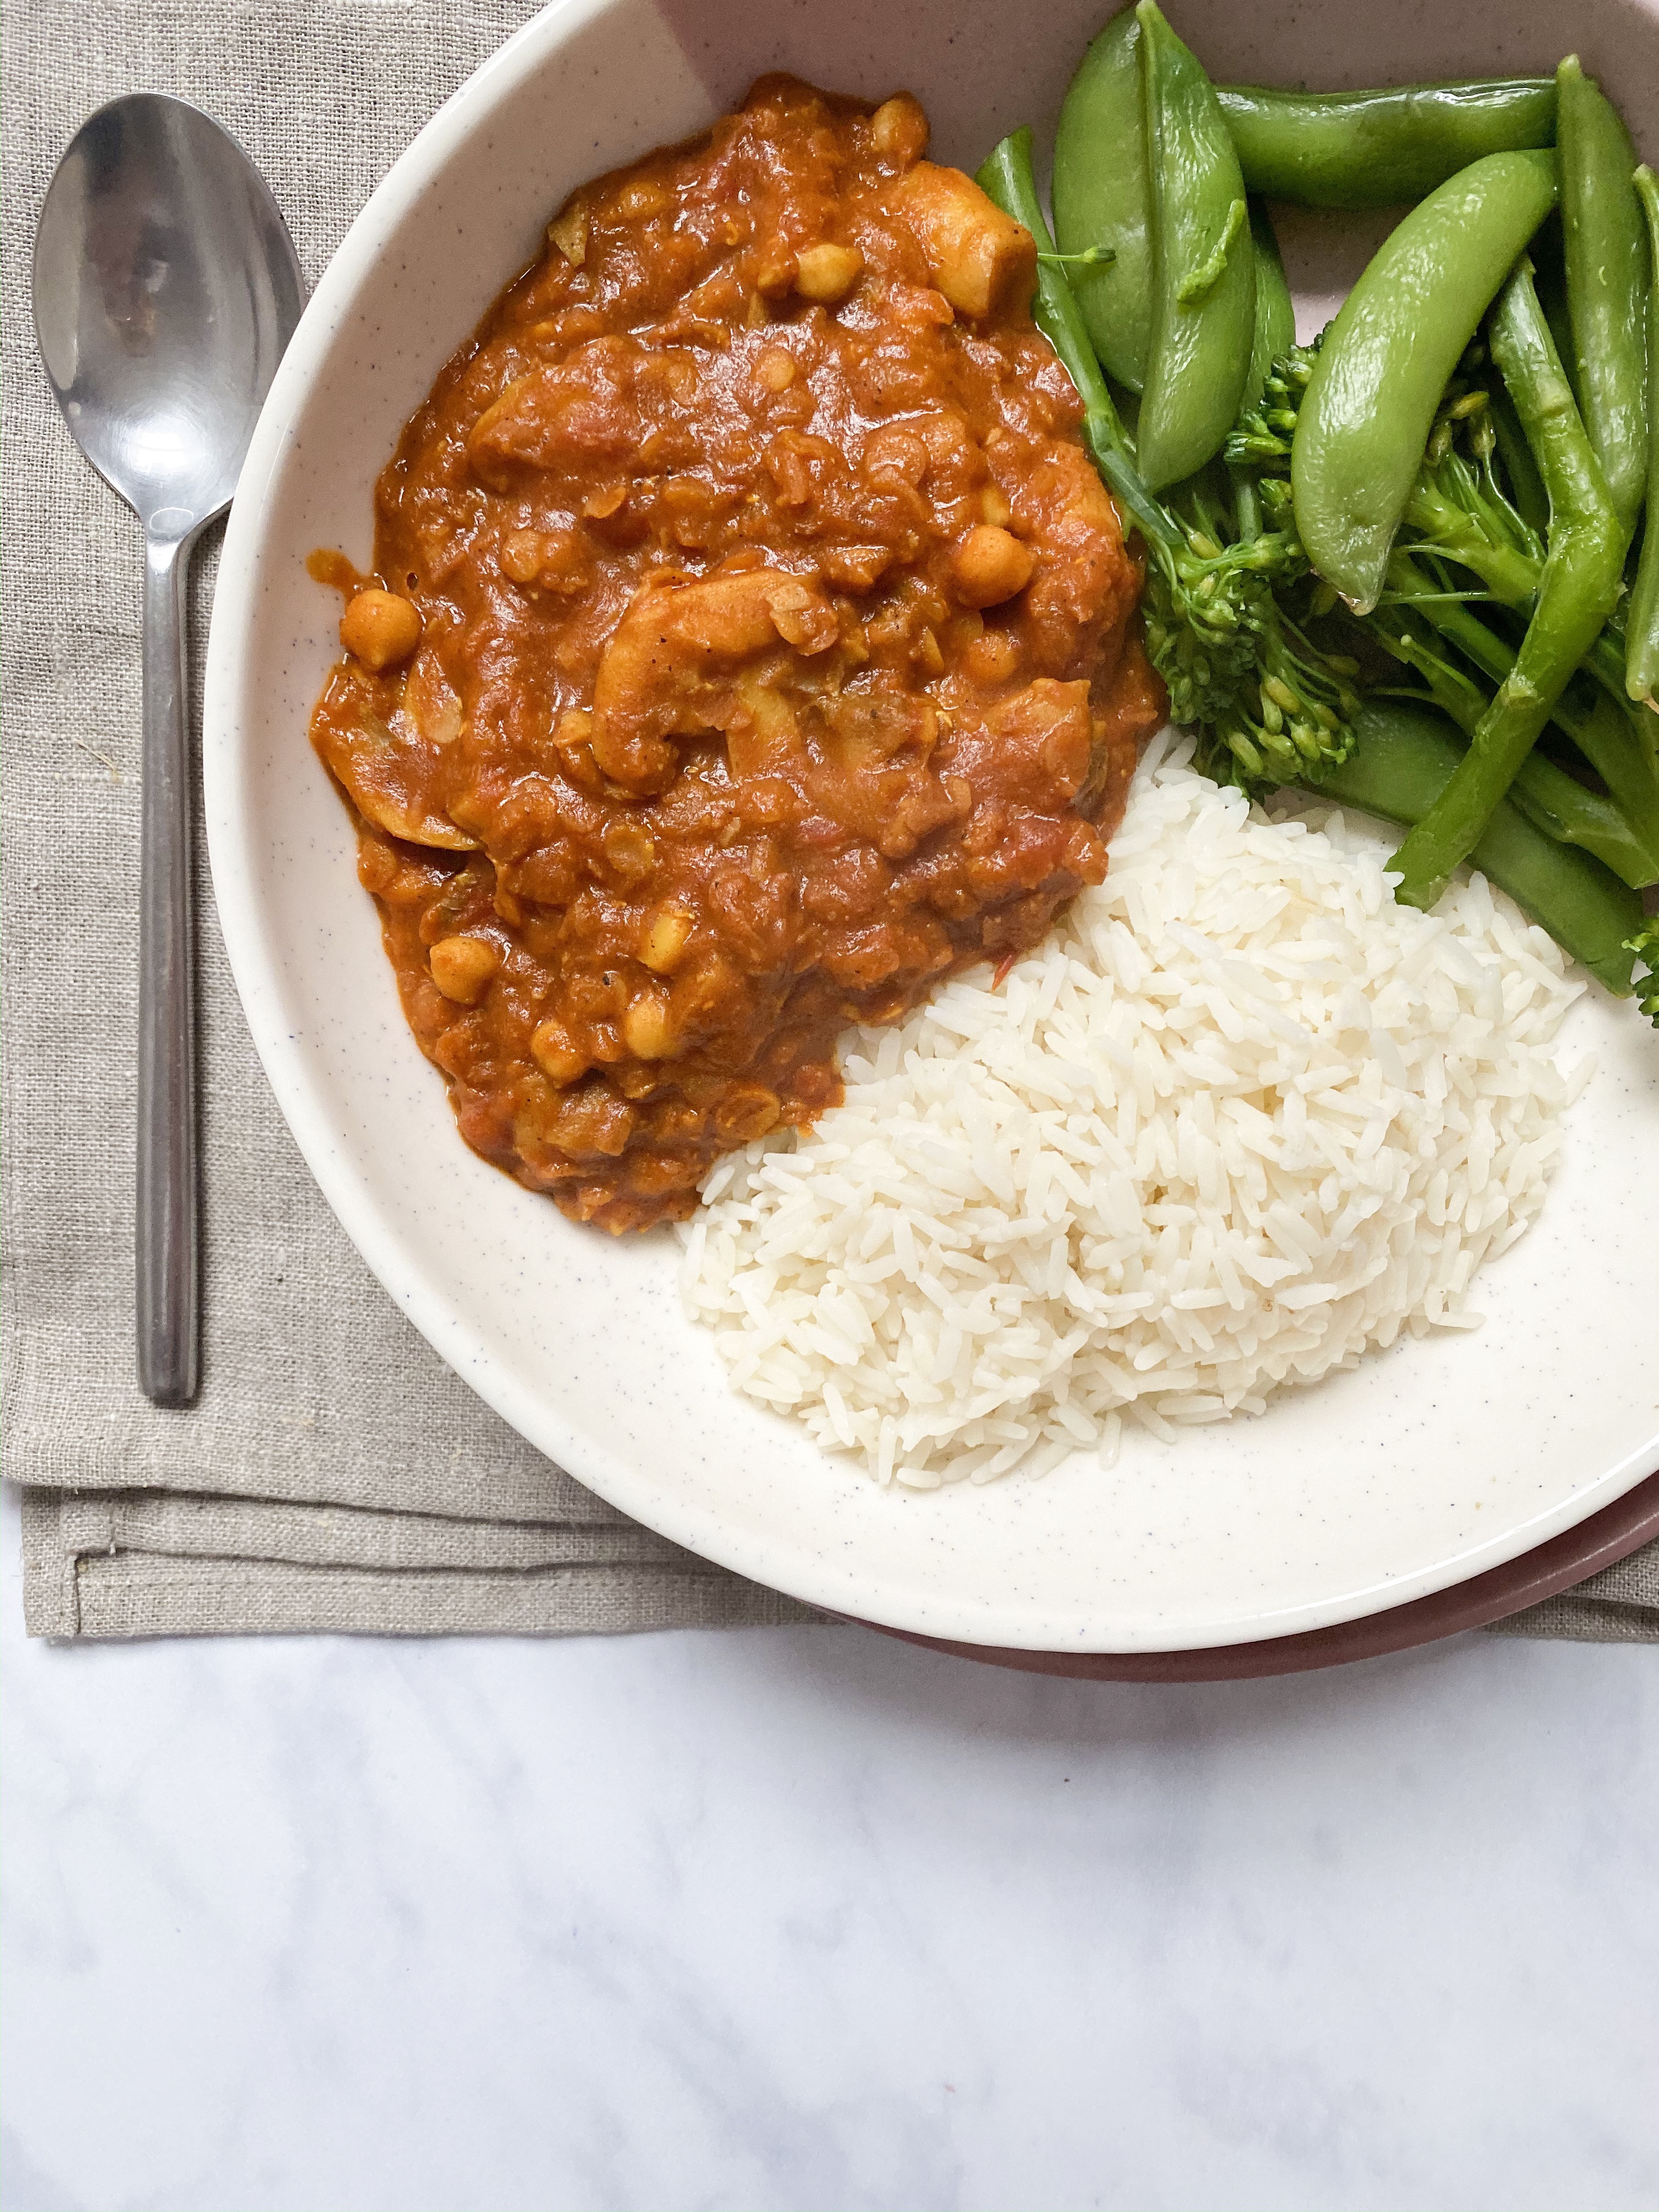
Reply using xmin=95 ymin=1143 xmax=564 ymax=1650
xmin=1301 ymin=699 xmax=1645 ymax=995
xmin=1390 ymin=258 xmax=1628 ymax=909
xmin=1227 ymin=206 xmax=1296 ymax=543
xmin=1029 ymin=29 xmax=1655 ymax=1022
xmin=1401 ymin=392 xmax=1547 ymax=603
xmin=1233 ymin=341 xmax=1659 ymax=876
xmin=1134 ymin=1 xmax=1256 ymax=490
xmin=1363 ymin=578 xmax=1659 ymax=887
xmin=1486 ymin=375 xmax=1550 ymax=537
xmin=1628 ymin=918 xmax=1659 ymax=1022
xmin=1380 ymin=555 xmax=1659 ymax=882
xmin=978 ymin=128 xmax=1355 ymax=789
xmin=1214 ymin=78 xmax=1558 ymax=208
xmin=1245 ymin=339 xmax=1645 ymax=720
xmin=1242 ymin=203 xmax=1295 ymax=419
xmin=1531 ymin=219 xmax=1582 ymax=406
xmin=1623 ymin=165 xmax=1659 ymax=704
xmin=1237 ymin=342 xmax=1550 ymax=603
xmin=1144 ymin=478 xmax=1358 ymax=788
xmin=975 ymin=128 xmax=1172 ymax=550
xmin=1290 ymin=150 xmax=1559 ymax=612
xmin=1052 ymin=5 xmax=1152 ymax=394
xmin=1557 ymin=55 xmax=1649 ymax=531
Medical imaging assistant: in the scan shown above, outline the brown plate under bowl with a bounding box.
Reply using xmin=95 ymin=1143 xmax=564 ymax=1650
xmin=862 ymin=1468 xmax=1659 ymax=1680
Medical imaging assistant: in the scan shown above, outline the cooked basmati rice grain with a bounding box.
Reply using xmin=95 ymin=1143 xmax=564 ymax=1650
xmin=676 ymin=736 xmax=1587 ymax=1488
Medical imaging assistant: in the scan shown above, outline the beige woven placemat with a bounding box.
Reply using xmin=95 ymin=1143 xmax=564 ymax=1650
xmin=2 ymin=0 xmax=1652 ymax=1643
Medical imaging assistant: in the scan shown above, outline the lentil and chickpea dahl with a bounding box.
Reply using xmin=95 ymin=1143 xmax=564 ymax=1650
xmin=308 ymin=76 xmax=1163 ymax=1232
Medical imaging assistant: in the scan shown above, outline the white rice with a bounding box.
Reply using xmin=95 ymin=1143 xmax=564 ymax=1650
xmin=676 ymin=734 xmax=1591 ymax=1489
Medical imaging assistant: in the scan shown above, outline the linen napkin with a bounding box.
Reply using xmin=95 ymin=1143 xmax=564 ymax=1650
xmin=3 ymin=0 xmax=1652 ymax=1643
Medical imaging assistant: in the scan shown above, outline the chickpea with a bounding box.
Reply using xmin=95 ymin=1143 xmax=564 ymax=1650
xmin=340 ymin=588 xmax=422 ymax=672
xmin=862 ymin=423 xmax=928 ymax=485
xmin=980 ymin=484 xmax=1013 ymax=528
xmin=531 ymin=1018 xmax=588 ymax=1086
xmin=601 ymin=816 xmax=657 ymax=886
xmin=617 ymin=179 xmax=667 ymax=221
xmin=713 ymin=1085 xmax=781 ymax=1142
xmin=794 ymin=243 xmax=864 ymax=305
xmin=500 ymin=526 xmax=590 ymax=596
xmin=870 ymin=94 xmax=928 ymax=165
xmin=663 ymin=353 xmax=700 ymax=404
xmin=755 ymin=346 xmax=797 ymax=393
xmin=500 ymin=529 xmax=544 ymax=584
xmin=639 ymin=904 xmax=693 ymax=974
xmin=428 ymin=934 xmax=500 ymax=1005
xmin=966 ymin=628 xmax=1023 ymax=686
xmin=622 ymin=989 xmax=676 ymax=1061
xmin=951 ymin=524 xmax=1035 ymax=609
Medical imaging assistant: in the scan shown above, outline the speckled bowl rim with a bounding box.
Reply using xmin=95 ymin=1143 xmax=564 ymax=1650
xmin=864 ymin=1468 xmax=1659 ymax=1677
xmin=204 ymin=0 xmax=1659 ymax=1654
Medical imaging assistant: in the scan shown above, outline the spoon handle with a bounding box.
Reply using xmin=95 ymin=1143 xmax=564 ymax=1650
xmin=137 ymin=519 xmax=200 ymax=1406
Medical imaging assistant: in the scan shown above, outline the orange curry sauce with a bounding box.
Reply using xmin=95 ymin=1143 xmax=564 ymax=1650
xmin=308 ymin=77 xmax=1164 ymax=1231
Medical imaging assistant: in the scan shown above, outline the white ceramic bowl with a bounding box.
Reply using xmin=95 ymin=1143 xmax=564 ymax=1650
xmin=205 ymin=0 xmax=1659 ymax=1650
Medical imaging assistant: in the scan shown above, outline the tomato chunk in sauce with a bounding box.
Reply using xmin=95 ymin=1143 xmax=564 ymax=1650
xmin=309 ymin=76 xmax=1164 ymax=1232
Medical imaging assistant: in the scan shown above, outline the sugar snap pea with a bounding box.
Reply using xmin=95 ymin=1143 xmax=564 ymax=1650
xmin=1390 ymin=258 xmax=1628 ymax=910
xmin=1052 ymin=5 xmax=1152 ymax=394
xmin=1135 ymin=0 xmax=1255 ymax=492
xmin=1291 ymin=150 xmax=1559 ymax=613
xmin=1558 ymin=56 xmax=1649 ymax=532
xmin=1302 ymin=699 xmax=1643 ymax=995
xmin=1215 ymin=78 xmax=1558 ymax=210
xmin=1622 ymin=165 xmax=1659 ymax=703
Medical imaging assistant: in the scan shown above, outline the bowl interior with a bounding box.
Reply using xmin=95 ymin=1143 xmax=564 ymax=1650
xmin=205 ymin=0 xmax=1659 ymax=1650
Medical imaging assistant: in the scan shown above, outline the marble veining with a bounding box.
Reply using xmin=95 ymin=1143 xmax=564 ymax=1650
xmin=3 ymin=1488 xmax=1656 ymax=2212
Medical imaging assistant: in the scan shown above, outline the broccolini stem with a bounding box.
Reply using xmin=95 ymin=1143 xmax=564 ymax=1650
xmin=1390 ymin=259 xmax=1629 ymax=909
xmin=1303 ymin=700 xmax=1645 ymax=995
xmin=978 ymin=127 xmax=1357 ymax=791
xmin=1402 ymin=459 xmax=1544 ymax=602
xmin=1239 ymin=338 xmax=1652 ymax=737
xmin=1384 ymin=553 xmax=1659 ymax=881
xmin=1365 ymin=594 xmax=1658 ymax=885
xmin=975 ymin=132 xmax=1177 ymax=550
xmin=1486 ymin=375 xmax=1550 ymax=535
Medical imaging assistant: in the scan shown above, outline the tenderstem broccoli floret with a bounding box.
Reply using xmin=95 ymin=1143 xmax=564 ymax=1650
xmin=1629 ymin=919 xmax=1659 ymax=1025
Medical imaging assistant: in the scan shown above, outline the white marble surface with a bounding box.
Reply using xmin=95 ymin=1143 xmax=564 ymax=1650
xmin=3 ymin=1483 xmax=1656 ymax=2212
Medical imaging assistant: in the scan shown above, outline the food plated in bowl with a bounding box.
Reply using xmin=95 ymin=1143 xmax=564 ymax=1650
xmin=306 ymin=77 xmax=1159 ymax=1233
xmin=206 ymin=0 xmax=1659 ymax=1651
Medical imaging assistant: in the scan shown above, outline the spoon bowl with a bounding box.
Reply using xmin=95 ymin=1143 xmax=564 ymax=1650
xmin=34 ymin=93 xmax=302 ymax=532
xmin=32 ymin=92 xmax=302 ymax=1403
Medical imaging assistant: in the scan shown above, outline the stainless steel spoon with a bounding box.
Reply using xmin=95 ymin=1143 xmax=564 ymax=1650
xmin=32 ymin=94 xmax=303 ymax=1406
